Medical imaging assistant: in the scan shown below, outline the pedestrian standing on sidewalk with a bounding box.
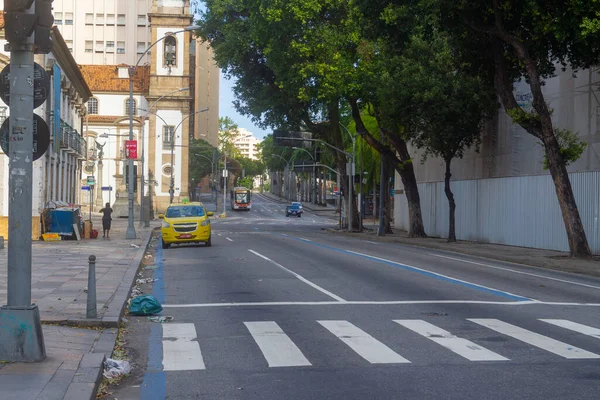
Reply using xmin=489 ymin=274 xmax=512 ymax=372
xmin=100 ymin=202 xmax=113 ymax=239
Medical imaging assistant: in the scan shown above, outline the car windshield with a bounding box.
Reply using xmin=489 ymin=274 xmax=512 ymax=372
xmin=292 ymin=202 xmax=302 ymax=207
xmin=289 ymin=204 xmax=301 ymax=210
xmin=165 ymin=206 xmax=205 ymax=218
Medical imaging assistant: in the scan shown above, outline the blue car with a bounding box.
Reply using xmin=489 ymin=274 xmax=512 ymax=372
xmin=286 ymin=203 xmax=303 ymax=218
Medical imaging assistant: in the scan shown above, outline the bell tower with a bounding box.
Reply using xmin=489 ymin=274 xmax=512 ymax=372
xmin=147 ymin=0 xmax=193 ymax=211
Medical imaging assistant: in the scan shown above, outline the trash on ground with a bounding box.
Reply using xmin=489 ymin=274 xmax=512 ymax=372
xmin=103 ymin=358 xmax=131 ymax=379
xmin=136 ymin=278 xmax=158 ymax=284
xmin=143 ymin=265 xmax=159 ymax=270
xmin=148 ymin=316 xmax=173 ymax=323
xmin=130 ymin=244 xmax=140 ymax=248
xmin=128 ymin=294 xmax=163 ymax=315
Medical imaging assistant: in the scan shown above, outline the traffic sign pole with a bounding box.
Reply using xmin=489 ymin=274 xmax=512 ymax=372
xmin=0 ymin=0 xmax=46 ymax=363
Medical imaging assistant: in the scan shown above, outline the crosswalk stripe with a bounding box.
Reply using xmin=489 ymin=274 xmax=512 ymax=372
xmin=540 ymin=319 xmax=600 ymax=339
xmin=162 ymin=323 xmax=205 ymax=371
xmin=468 ymin=319 xmax=600 ymax=359
xmin=394 ymin=320 xmax=508 ymax=361
xmin=245 ymin=321 xmax=312 ymax=367
xmin=319 ymin=320 xmax=410 ymax=364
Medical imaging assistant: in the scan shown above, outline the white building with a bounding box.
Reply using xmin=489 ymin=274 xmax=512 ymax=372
xmin=233 ymin=128 xmax=262 ymax=160
xmin=0 ymin=24 xmax=92 ymax=239
xmin=51 ymin=0 xmax=153 ymax=65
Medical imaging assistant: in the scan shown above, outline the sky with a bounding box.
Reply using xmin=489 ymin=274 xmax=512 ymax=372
xmin=219 ymin=75 xmax=270 ymax=140
xmin=193 ymin=1 xmax=270 ymax=140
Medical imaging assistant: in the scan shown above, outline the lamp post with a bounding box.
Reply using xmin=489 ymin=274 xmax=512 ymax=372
xmin=126 ymin=25 xmax=200 ymax=239
xmin=339 ymin=124 xmax=357 ymax=231
xmin=272 ymin=154 xmax=292 ymax=199
xmin=139 ymin=87 xmax=189 ymax=227
xmin=292 ymin=146 xmax=316 ymax=203
xmin=168 ymin=108 xmax=209 ymax=204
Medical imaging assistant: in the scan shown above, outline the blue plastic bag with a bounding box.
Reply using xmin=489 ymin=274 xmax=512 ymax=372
xmin=128 ymin=295 xmax=163 ymax=316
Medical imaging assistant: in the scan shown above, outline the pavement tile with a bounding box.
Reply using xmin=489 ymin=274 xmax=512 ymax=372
xmin=0 ymin=374 xmax=51 ymax=400
xmin=63 ymin=382 xmax=96 ymax=400
xmin=35 ymin=369 xmax=77 ymax=400
xmin=71 ymin=366 xmax=102 ymax=383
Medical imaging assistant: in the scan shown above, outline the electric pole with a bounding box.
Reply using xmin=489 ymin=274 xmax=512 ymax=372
xmin=0 ymin=0 xmax=54 ymax=362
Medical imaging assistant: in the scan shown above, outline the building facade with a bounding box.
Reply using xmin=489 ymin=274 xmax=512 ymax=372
xmin=194 ymin=39 xmax=220 ymax=146
xmin=0 ymin=23 xmax=91 ymax=238
xmin=51 ymin=0 xmax=153 ymax=65
xmin=233 ymin=128 xmax=262 ymax=160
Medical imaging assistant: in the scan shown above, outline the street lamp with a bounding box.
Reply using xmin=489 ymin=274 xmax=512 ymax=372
xmin=126 ymin=25 xmax=200 ymax=239
xmin=293 ymin=146 xmax=317 ymax=204
xmin=139 ymin=87 xmax=190 ymax=227
xmin=272 ymin=154 xmax=292 ymax=200
xmin=169 ymin=108 xmax=210 ymax=204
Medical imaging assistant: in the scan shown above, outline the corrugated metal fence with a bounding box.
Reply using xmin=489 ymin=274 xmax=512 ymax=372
xmin=395 ymin=171 xmax=600 ymax=254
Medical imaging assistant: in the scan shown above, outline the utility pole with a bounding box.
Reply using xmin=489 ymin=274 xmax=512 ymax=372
xmin=223 ymin=154 xmax=227 ymax=215
xmin=1 ymin=0 xmax=55 ymax=362
xmin=378 ymin=150 xmax=386 ymax=236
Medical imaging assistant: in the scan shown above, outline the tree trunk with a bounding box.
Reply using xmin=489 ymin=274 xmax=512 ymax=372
xmin=491 ymin=38 xmax=591 ymax=257
xmin=384 ymin=159 xmax=393 ymax=234
xmin=444 ymin=158 xmax=456 ymax=243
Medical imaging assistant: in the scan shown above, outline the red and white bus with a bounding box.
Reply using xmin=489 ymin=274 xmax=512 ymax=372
xmin=230 ymin=187 xmax=252 ymax=211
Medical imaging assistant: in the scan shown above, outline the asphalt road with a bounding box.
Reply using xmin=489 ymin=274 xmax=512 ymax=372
xmin=114 ymin=193 xmax=600 ymax=400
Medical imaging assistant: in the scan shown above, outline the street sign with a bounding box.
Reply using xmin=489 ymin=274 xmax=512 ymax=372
xmin=0 ymin=114 xmax=51 ymax=161
xmin=0 ymin=63 xmax=50 ymax=109
xmin=81 ymin=186 xmax=91 ymax=191
xmin=87 ymin=176 xmax=96 ymax=186
xmin=125 ymin=140 xmax=137 ymax=159
xmin=101 ymin=186 xmax=113 ymax=191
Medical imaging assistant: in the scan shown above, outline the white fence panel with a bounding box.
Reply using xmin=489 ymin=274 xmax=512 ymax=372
xmin=394 ymin=171 xmax=600 ymax=254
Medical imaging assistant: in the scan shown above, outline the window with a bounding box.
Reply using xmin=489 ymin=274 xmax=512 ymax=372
xmin=106 ymin=14 xmax=115 ymax=25
xmin=117 ymin=41 xmax=126 ymax=54
xmin=117 ymin=14 xmax=126 ymax=26
xmin=87 ymin=98 xmax=98 ymax=115
xmin=106 ymin=41 xmax=115 ymax=53
xmin=55 ymin=12 xmax=62 ymax=24
xmin=137 ymin=42 xmax=146 ymax=54
xmin=66 ymin=40 xmax=73 ymax=52
xmin=95 ymin=41 xmax=104 ymax=53
xmin=125 ymin=99 xmax=137 ymax=116
xmin=65 ymin=12 xmax=73 ymax=25
xmin=137 ymin=14 xmax=146 ymax=26
xmin=85 ymin=41 xmax=93 ymax=53
xmin=164 ymin=35 xmax=177 ymax=67
xmin=96 ymin=13 xmax=104 ymax=25
xmin=85 ymin=13 xmax=94 ymax=25
xmin=163 ymin=126 xmax=174 ymax=148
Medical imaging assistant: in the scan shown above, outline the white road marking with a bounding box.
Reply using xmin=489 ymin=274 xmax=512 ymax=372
xmin=365 ymin=241 xmax=378 ymax=245
xmin=245 ymin=321 xmax=311 ymax=367
xmin=540 ymin=319 xmax=600 ymax=339
xmin=299 ymin=238 xmax=311 ymax=242
xmin=248 ymin=249 xmax=346 ymax=302
xmin=430 ymin=254 xmax=600 ymax=291
xmin=395 ymin=320 xmax=508 ymax=361
xmin=226 ymin=237 xmax=234 ymax=242
xmin=347 ymin=250 xmax=532 ymax=301
xmin=162 ymin=323 xmax=205 ymax=371
xmin=468 ymin=319 xmax=600 ymax=359
xmin=217 ymin=233 xmax=222 ymax=236
xmin=319 ymin=320 xmax=410 ymax=364
xmin=163 ymin=299 xmax=542 ymax=308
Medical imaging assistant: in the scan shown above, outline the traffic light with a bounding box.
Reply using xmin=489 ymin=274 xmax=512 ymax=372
xmin=4 ymin=0 xmax=37 ymax=44
xmin=35 ymin=0 xmax=54 ymax=54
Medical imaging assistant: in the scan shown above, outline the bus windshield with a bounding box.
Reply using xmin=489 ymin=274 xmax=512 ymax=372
xmin=235 ymin=192 xmax=250 ymax=204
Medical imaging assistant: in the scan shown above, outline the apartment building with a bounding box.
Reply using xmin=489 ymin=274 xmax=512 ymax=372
xmin=233 ymin=128 xmax=262 ymax=160
xmin=52 ymin=0 xmax=153 ymax=65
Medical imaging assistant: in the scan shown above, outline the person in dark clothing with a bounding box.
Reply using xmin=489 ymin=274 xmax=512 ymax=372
xmin=99 ymin=202 xmax=113 ymax=238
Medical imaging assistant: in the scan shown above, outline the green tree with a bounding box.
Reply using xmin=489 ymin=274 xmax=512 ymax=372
xmin=404 ymin=34 xmax=497 ymax=242
xmin=432 ymin=0 xmax=598 ymax=256
xmin=219 ymin=116 xmax=241 ymax=159
xmin=188 ymin=138 xmax=218 ymax=189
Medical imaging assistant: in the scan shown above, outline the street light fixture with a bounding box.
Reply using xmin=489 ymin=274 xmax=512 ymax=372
xmin=125 ymin=25 xmax=199 ymax=239
xmin=169 ymin=108 xmax=210 ymax=204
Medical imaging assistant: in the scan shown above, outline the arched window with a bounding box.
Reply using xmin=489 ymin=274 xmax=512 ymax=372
xmin=164 ymin=35 xmax=177 ymax=67
xmin=125 ymin=98 xmax=137 ymax=116
xmin=87 ymin=97 xmax=98 ymax=114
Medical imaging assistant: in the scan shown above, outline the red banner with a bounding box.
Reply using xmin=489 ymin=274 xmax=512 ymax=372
xmin=125 ymin=140 xmax=138 ymax=159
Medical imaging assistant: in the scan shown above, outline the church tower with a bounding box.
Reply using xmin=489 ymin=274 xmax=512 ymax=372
xmin=147 ymin=0 xmax=193 ymax=211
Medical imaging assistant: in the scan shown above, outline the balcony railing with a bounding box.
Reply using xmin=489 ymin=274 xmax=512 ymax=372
xmin=58 ymin=119 xmax=86 ymax=159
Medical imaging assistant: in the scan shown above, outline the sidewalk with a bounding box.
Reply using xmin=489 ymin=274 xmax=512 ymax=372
xmin=0 ymin=215 xmax=158 ymax=400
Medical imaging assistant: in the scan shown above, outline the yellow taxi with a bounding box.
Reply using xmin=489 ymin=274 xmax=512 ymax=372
xmin=159 ymin=202 xmax=214 ymax=249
